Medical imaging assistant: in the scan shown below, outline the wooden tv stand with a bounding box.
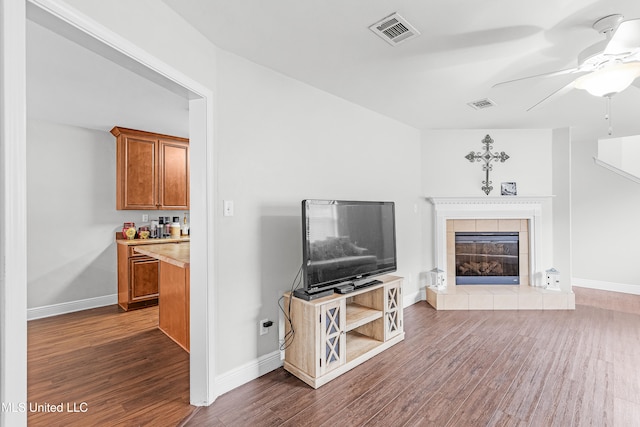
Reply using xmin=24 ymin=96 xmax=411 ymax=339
xmin=283 ymin=275 xmax=404 ymax=388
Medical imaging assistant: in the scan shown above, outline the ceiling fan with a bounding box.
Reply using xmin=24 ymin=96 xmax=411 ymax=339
xmin=494 ymin=14 xmax=640 ymax=111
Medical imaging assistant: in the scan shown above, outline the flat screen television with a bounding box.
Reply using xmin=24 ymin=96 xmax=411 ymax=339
xmin=300 ymin=199 xmax=397 ymax=295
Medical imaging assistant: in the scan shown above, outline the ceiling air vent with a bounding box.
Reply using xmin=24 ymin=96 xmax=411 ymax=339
xmin=467 ymin=98 xmax=497 ymax=110
xmin=369 ymin=13 xmax=420 ymax=46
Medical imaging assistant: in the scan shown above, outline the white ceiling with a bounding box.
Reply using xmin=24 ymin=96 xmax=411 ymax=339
xmin=161 ymin=0 xmax=640 ymax=139
xmin=27 ymin=0 xmax=640 ymax=140
xmin=26 ymin=19 xmax=190 ymax=137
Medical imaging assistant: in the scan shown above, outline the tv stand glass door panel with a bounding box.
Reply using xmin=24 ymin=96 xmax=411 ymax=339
xmin=385 ymin=281 xmax=403 ymax=340
xmin=319 ymin=299 xmax=346 ymax=375
xmin=284 ymin=275 xmax=404 ymax=388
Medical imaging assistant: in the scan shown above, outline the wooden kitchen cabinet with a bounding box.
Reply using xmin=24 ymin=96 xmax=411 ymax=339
xmin=117 ymin=241 xmax=159 ymax=310
xmin=129 ymin=256 xmax=159 ymax=302
xmin=111 ymin=126 xmax=189 ymax=210
xmin=117 ymin=236 xmax=189 ymax=311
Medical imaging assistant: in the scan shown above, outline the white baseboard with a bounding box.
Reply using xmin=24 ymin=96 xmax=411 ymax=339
xmin=211 ymin=287 xmax=424 ymax=399
xmin=403 ymin=288 xmax=425 ymax=307
xmin=214 ymin=350 xmax=283 ymax=397
xmin=573 ymin=278 xmax=640 ymax=295
xmin=27 ymin=294 xmax=117 ymax=320
xmin=28 ymin=294 xmax=284 ymax=401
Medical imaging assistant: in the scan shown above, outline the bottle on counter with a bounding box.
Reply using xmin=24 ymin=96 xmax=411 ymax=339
xmin=158 ymin=217 xmax=166 ymax=238
xmin=150 ymin=220 xmax=159 ymax=238
xmin=181 ymin=213 xmax=189 ymax=236
xmin=170 ymin=222 xmax=181 ymax=238
xmin=158 ymin=217 xmax=165 ymax=239
xmin=164 ymin=217 xmax=171 ymax=237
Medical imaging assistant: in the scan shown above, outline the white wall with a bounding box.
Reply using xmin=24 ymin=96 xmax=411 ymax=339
xmin=596 ymin=135 xmax=640 ymax=179
xmin=422 ymin=129 xmax=553 ymax=197
xmin=572 ymin=132 xmax=640 ymax=291
xmin=215 ymin=49 xmax=423 ymax=373
xmin=27 ymin=121 xmax=115 ymax=308
xmin=421 ymin=129 xmax=556 ymax=282
xmin=38 ymin=0 xmax=424 ymax=380
xmin=552 ymin=128 xmax=572 ymax=291
xmin=26 ymin=120 xmax=187 ymax=312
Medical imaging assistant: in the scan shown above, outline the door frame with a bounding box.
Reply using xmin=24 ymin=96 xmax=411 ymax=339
xmin=0 ymin=1 xmax=217 ymax=423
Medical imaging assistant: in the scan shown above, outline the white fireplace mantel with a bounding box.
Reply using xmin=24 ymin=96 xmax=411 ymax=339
xmin=427 ymin=196 xmax=554 ymax=287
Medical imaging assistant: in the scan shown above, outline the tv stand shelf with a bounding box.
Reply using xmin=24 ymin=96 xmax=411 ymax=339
xmin=346 ymin=331 xmax=381 ymax=362
xmin=283 ymin=275 xmax=404 ymax=388
xmin=345 ymin=303 xmax=383 ymax=331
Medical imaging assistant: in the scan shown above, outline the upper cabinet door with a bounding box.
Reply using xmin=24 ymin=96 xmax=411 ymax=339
xmin=158 ymin=139 xmax=189 ymax=210
xmin=120 ymin=135 xmax=158 ymax=209
xmin=112 ymin=127 xmax=189 ymax=210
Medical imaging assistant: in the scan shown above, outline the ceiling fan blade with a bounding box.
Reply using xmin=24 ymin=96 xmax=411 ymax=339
xmin=605 ymin=18 xmax=640 ymax=55
xmin=526 ymin=81 xmax=576 ymax=111
xmin=493 ymin=68 xmax=579 ymax=87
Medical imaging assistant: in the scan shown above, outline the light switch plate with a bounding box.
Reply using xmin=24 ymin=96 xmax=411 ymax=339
xmin=223 ymin=200 xmax=234 ymax=216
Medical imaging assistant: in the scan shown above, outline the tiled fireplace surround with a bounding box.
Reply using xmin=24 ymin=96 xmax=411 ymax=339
xmin=426 ymin=197 xmax=575 ymax=310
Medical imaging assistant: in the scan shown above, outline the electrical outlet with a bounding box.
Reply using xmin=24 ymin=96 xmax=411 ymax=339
xmin=142 ymin=214 xmax=149 ymax=222
xmin=259 ymin=318 xmax=269 ymax=336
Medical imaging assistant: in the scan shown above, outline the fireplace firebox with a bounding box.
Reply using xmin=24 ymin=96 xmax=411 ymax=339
xmin=455 ymin=232 xmax=519 ymax=284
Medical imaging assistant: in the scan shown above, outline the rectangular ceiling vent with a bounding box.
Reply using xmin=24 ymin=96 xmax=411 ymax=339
xmin=467 ymin=98 xmax=497 ymax=110
xmin=369 ymin=13 xmax=420 ymax=46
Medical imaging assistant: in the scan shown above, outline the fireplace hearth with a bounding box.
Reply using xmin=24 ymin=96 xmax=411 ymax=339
xmin=455 ymin=232 xmax=519 ymax=284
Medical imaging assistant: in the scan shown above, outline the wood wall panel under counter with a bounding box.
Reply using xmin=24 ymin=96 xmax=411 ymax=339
xmin=158 ymin=262 xmax=190 ymax=352
xmin=134 ymin=242 xmax=190 ymax=352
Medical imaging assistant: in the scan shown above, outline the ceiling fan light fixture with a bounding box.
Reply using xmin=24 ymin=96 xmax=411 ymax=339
xmin=574 ymin=62 xmax=640 ymax=97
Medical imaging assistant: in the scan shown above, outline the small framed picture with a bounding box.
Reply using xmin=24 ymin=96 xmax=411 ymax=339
xmin=501 ymin=182 xmax=517 ymax=196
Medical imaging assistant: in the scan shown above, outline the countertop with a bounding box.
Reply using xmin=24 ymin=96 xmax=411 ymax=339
xmin=116 ymin=235 xmax=190 ymax=246
xmin=134 ymin=242 xmax=190 ymax=268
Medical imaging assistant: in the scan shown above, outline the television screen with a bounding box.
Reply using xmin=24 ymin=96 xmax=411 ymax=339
xmin=301 ymin=200 xmax=397 ymax=293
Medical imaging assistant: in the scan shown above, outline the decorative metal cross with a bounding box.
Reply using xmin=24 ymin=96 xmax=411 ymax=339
xmin=464 ymin=134 xmax=510 ymax=195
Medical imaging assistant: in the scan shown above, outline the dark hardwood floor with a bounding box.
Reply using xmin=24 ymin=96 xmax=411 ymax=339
xmin=27 ymin=305 xmax=193 ymax=426
xmin=28 ymin=287 xmax=640 ymax=426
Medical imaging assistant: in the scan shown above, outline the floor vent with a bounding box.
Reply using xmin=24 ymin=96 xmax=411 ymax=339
xmin=369 ymin=13 xmax=420 ymax=46
xmin=467 ymin=98 xmax=497 ymax=110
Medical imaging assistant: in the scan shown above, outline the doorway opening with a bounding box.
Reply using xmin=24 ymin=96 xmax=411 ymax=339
xmin=23 ymin=0 xmax=215 ymax=410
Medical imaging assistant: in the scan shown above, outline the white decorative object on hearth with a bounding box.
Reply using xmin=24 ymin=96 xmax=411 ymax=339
xmin=429 ymin=268 xmax=446 ymax=290
xmin=545 ymin=268 xmax=561 ymax=291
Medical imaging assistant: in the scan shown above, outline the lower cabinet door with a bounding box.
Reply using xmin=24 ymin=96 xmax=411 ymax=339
xmin=129 ymin=257 xmax=159 ymax=301
xmin=385 ymin=283 xmax=403 ymax=340
xmin=318 ymin=299 xmax=346 ymax=375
